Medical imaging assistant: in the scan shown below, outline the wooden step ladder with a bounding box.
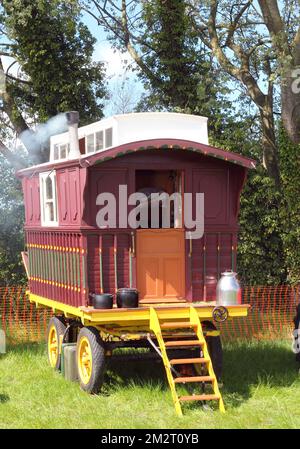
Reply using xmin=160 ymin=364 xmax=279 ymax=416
xmin=149 ymin=306 xmax=225 ymax=416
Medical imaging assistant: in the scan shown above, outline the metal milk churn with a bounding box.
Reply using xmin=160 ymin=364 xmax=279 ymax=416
xmin=216 ymin=271 xmax=241 ymax=306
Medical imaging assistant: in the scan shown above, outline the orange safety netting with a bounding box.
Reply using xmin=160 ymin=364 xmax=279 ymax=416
xmin=218 ymin=285 xmax=299 ymax=340
xmin=0 ymin=286 xmax=298 ymax=343
xmin=0 ymin=286 xmax=52 ymax=343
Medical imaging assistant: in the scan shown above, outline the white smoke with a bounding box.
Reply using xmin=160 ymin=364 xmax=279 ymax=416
xmin=21 ymin=113 xmax=68 ymax=154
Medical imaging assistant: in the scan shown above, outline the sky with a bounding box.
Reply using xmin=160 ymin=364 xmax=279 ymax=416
xmin=81 ymin=10 xmax=143 ymax=115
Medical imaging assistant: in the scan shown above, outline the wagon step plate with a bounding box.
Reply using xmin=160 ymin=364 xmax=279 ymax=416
xmin=179 ymin=394 xmax=220 ymax=402
xmin=174 ymin=376 xmax=214 ymax=383
xmin=169 ymin=357 xmax=209 ymax=365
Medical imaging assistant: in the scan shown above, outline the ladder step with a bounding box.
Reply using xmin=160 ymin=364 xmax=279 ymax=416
xmin=161 ymin=322 xmax=194 ymax=329
xmin=174 ymin=376 xmax=214 ymax=383
xmin=165 ymin=340 xmax=204 ymax=347
xmin=170 ymin=358 xmax=209 ymax=365
xmin=179 ymin=394 xmax=220 ymax=402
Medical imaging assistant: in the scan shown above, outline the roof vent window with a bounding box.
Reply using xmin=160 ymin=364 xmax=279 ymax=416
xmin=53 ymin=145 xmax=59 ymax=160
xmin=85 ymin=127 xmax=113 ymax=154
xmin=53 ymin=143 xmax=70 ymax=161
xmin=105 ymin=128 xmax=113 ymax=148
xmin=96 ymin=131 xmax=104 ymax=151
xmin=86 ymin=134 xmax=95 ymax=153
xmin=60 ymin=144 xmax=67 ymax=159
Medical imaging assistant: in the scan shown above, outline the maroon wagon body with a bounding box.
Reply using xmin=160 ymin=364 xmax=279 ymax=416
xmin=17 ymin=137 xmax=255 ymax=307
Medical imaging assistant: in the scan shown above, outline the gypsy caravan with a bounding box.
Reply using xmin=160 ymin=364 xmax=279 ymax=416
xmin=17 ymin=112 xmax=255 ymax=415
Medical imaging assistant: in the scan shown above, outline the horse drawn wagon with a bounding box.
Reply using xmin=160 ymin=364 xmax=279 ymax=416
xmin=17 ymin=112 xmax=255 ymax=415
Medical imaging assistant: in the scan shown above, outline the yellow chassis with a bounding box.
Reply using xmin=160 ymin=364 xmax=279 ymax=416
xmin=29 ymin=292 xmax=249 ymax=340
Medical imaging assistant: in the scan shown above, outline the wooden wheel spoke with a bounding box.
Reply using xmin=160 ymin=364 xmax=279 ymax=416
xmin=81 ymin=354 xmax=90 ymax=364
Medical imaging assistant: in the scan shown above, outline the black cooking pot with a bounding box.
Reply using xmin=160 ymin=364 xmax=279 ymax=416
xmin=90 ymin=293 xmax=113 ymax=309
xmin=116 ymin=288 xmax=139 ymax=308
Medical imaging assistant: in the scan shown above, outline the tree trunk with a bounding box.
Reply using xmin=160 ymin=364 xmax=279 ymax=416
xmin=260 ymin=102 xmax=281 ymax=188
xmin=281 ymin=70 xmax=300 ymax=144
xmin=258 ymin=0 xmax=300 ymax=144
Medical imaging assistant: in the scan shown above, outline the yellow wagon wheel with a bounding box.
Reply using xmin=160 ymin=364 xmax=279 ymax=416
xmin=78 ymin=337 xmax=93 ymax=385
xmin=47 ymin=316 xmax=66 ymax=370
xmin=76 ymin=326 xmax=106 ymax=394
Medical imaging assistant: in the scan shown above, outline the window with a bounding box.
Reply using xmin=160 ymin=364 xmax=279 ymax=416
xmin=95 ymin=131 xmax=104 ymax=151
xmin=60 ymin=144 xmax=67 ymax=159
xmin=40 ymin=171 xmax=58 ymax=226
xmin=53 ymin=143 xmax=70 ymax=161
xmin=105 ymin=128 xmax=113 ymax=148
xmin=54 ymin=145 xmax=59 ymax=160
xmin=86 ymin=134 xmax=95 ymax=153
xmin=85 ymin=128 xmax=113 ymax=154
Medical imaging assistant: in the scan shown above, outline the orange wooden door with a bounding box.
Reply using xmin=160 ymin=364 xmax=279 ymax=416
xmin=136 ymin=229 xmax=185 ymax=301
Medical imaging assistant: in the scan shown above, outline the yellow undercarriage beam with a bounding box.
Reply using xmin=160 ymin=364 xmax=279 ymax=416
xmin=28 ymin=292 xmax=249 ymax=331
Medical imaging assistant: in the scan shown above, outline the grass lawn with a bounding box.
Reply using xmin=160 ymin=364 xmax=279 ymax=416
xmin=0 ymin=339 xmax=299 ymax=429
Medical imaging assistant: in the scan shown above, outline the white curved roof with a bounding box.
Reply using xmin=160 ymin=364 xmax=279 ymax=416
xmin=50 ymin=112 xmax=208 ymax=161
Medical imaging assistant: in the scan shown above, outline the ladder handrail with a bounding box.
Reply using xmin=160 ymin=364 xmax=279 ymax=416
xmin=149 ymin=306 xmax=225 ymax=416
xmin=190 ymin=306 xmax=225 ymax=413
xmin=149 ymin=307 xmax=183 ymax=416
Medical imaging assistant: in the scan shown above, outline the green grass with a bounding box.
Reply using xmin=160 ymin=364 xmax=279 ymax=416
xmin=0 ymin=340 xmax=300 ymax=429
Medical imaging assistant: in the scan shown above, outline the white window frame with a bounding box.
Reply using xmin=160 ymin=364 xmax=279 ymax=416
xmin=40 ymin=171 xmax=58 ymax=226
xmin=86 ymin=133 xmax=96 ymax=154
xmin=105 ymin=128 xmax=113 ymax=149
xmin=85 ymin=127 xmax=113 ymax=154
xmin=53 ymin=143 xmax=70 ymax=161
xmin=95 ymin=130 xmax=104 ymax=151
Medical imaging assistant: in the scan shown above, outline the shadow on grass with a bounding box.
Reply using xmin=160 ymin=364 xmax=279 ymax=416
xmin=104 ymin=352 xmax=165 ymax=394
xmin=105 ymin=341 xmax=300 ymax=408
xmin=220 ymin=341 xmax=300 ymax=407
xmin=5 ymin=340 xmax=300 ymax=409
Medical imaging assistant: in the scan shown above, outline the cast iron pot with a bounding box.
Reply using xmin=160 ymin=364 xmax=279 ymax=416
xmin=90 ymin=293 xmax=113 ymax=309
xmin=116 ymin=288 xmax=139 ymax=308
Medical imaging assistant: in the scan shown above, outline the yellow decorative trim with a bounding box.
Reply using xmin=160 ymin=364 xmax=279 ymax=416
xmin=27 ymin=243 xmax=81 ymax=252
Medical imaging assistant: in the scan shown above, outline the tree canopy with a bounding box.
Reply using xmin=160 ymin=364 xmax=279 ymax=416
xmin=88 ymin=0 xmax=300 ymax=187
xmin=0 ymin=0 xmax=107 ymax=166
